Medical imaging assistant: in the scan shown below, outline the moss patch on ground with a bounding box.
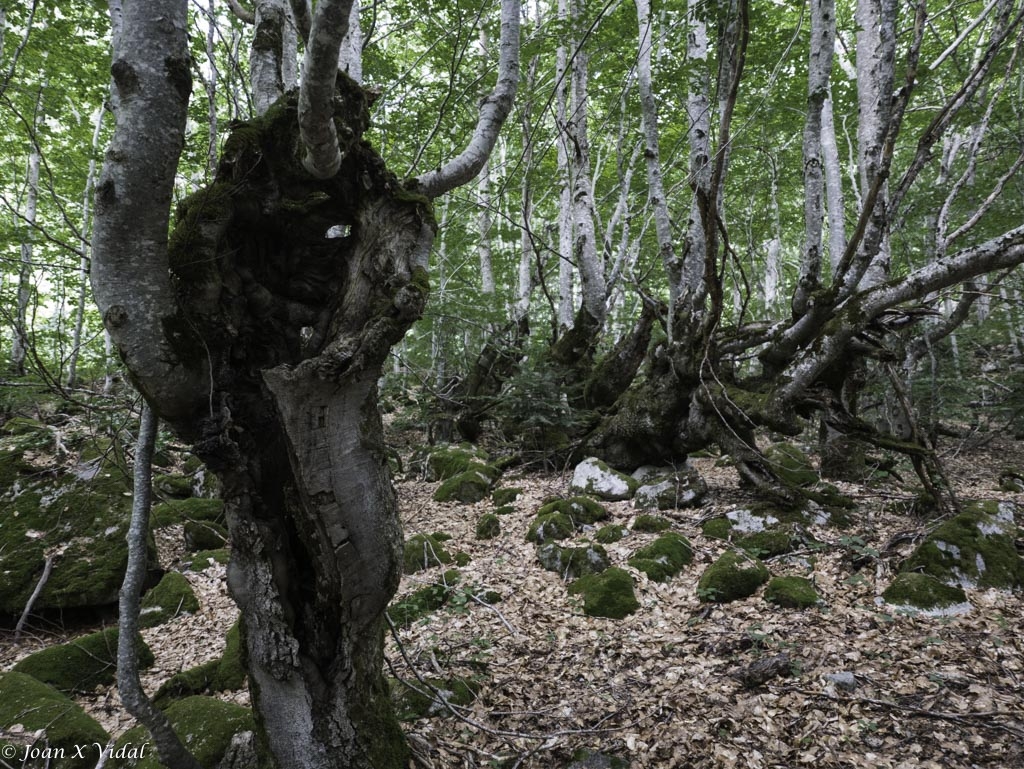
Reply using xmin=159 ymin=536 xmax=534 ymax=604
xmin=697 ymin=551 xmax=770 ymax=603
xmin=13 ymin=627 xmax=154 ymax=693
xmin=568 ymin=567 xmax=640 ymax=619
xmin=388 ymin=570 xmax=461 ymax=628
xmin=0 ymin=672 xmax=109 ymax=769
xmin=595 ymin=524 xmax=627 ymax=544
xmin=492 ymin=487 xmax=523 ymax=505
xmin=184 ymin=520 xmax=228 ymax=551
xmin=188 ymin=548 xmax=230 ymax=570
xmin=632 ymin=514 xmax=673 ymax=533
xmin=882 ymin=572 xmax=969 ymax=610
xmin=151 ymin=498 xmax=225 ymax=528
xmin=391 ymin=676 xmax=481 ymax=721
xmin=152 ymin=620 xmax=246 ymax=707
xmin=475 ymin=513 xmax=501 ymax=539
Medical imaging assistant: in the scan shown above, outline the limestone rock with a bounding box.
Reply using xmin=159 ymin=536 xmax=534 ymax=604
xmin=570 ymin=457 xmax=638 ymax=501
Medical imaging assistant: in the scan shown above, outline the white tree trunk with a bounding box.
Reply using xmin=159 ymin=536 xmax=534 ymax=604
xmin=11 ymin=104 xmax=41 ymax=377
xmin=555 ymin=0 xmax=574 ymax=331
xmin=338 ymin=0 xmax=362 ymax=84
xmin=821 ymin=91 xmax=845 ymax=274
xmin=251 ymin=0 xmax=296 ymax=116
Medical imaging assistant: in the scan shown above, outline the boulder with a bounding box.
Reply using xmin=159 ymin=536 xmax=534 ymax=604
xmin=526 ymin=512 xmax=574 ymax=544
xmin=433 ymin=463 xmax=500 ymax=503
xmin=140 ymin=571 xmax=200 ymax=628
xmin=764 ymin=576 xmax=819 ymax=608
xmin=880 ymin=573 xmax=970 ymax=614
xmin=403 ymin=533 xmax=453 ymax=574
xmin=475 ymin=513 xmax=501 ymax=540
xmin=153 ymin=620 xmax=247 ymax=707
xmin=536 ymin=496 xmax=610 ymax=525
xmin=901 ymin=500 xmax=1023 ymax=589
xmin=0 ymin=672 xmax=109 ymax=769
xmin=627 ymin=532 xmax=694 ymax=582
xmin=537 ymin=543 xmax=611 ymax=579
xmin=570 ymin=457 xmax=638 ymax=501
xmin=697 ymin=551 xmax=770 ymax=603
xmin=568 ymin=567 xmax=639 ymax=619
xmin=13 ymin=627 xmax=154 ymax=694
xmin=764 ymin=442 xmax=818 ymax=487
xmin=632 ymin=465 xmax=707 ymax=509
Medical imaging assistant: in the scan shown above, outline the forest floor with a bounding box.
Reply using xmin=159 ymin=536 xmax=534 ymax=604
xmin=2 ymin=429 xmax=1023 ymax=769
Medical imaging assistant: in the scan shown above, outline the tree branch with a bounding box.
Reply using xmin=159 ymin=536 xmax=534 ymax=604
xmin=413 ymin=0 xmax=521 ymax=198
xmin=225 ymin=0 xmax=255 ymax=24
xmin=288 ymin=0 xmax=312 ymax=45
xmin=298 ymin=0 xmax=354 ymax=177
xmin=118 ymin=402 xmax=203 ymax=769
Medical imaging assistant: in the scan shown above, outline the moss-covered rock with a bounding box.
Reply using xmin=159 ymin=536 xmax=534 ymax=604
xmin=140 ymin=571 xmax=200 ymax=628
xmin=432 ymin=463 xmax=499 ymax=503
xmin=570 ymin=457 xmax=638 ymax=501
xmin=701 ymin=517 xmax=733 ymax=540
xmin=114 ymin=696 xmax=253 ymax=768
xmin=13 ymin=627 xmax=154 ymax=693
xmin=595 ymin=524 xmax=627 ymax=544
xmin=403 ymin=533 xmax=453 ymax=574
xmin=633 ymin=466 xmax=708 ymax=509
xmin=526 ymin=512 xmax=575 ymax=544
xmin=736 ymin=527 xmax=799 ymax=558
xmin=492 ymin=487 xmax=523 ymax=505
xmin=151 ymin=497 xmax=225 ymax=528
xmin=537 ymin=543 xmax=611 ymax=579
xmin=568 ymin=567 xmax=639 ymax=619
xmin=475 ymin=513 xmax=501 ymax=540
xmin=998 ymin=468 xmax=1024 ymax=493
xmin=188 ymin=548 xmax=230 ymax=570
xmin=0 ymin=458 xmax=156 ymax=614
xmin=901 ymin=500 xmax=1023 ymax=589
xmin=391 ymin=676 xmax=480 ymax=721
xmin=567 ymin=749 xmax=629 ymax=769
xmin=424 ymin=444 xmax=490 ymax=481
xmin=183 ymin=520 xmax=228 ymax=551
xmin=154 ymin=472 xmax=194 ymax=499
xmin=628 ymin=532 xmax=694 ymax=582
xmin=493 ymin=504 xmax=515 ymax=516
xmin=764 ymin=443 xmax=818 ymax=487
xmin=632 ymin=514 xmax=672 ymax=533
xmin=881 ymin=573 xmax=969 ymax=612
xmin=536 ymin=496 xmax=609 ymax=525
xmin=697 ymin=551 xmax=770 ymax=603
xmin=764 ymin=576 xmax=819 ymax=608
xmin=0 ymin=672 xmax=109 ymax=769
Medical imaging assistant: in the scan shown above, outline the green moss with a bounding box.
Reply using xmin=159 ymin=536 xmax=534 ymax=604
xmin=628 ymin=532 xmax=694 ymax=582
xmin=391 ymin=676 xmax=480 ymax=721
xmin=184 ymin=520 xmax=228 ymax=551
xmin=882 ymin=573 xmax=968 ymax=610
xmin=388 ymin=570 xmax=461 ymax=628
xmin=454 ymin=551 xmax=472 ymax=566
xmin=697 ymin=551 xmax=770 ymax=603
xmin=188 ymin=548 xmax=230 ymax=570
xmin=432 ymin=463 xmax=498 ymax=503
xmin=140 ymin=571 xmax=200 ymax=628
xmin=426 ymin=445 xmax=489 ymax=481
xmin=152 ymin=620 xmax=246 ymax=708
xmin=154 ymin=473 xmax=194 ymax=499
xmin=736 ymin=528 xmax=798 ymax=558
xmin=2 ymin=416 xmax=47 ymax=436
xmin=536 ymin=496 xmax=609 ymax=525
xmin=212 ymin=619 xmax=246 ymax=690
xmin=998 ymin=469 xmax=1024 ymax=493
xmin=901 ymin=501 xmax=1023 ymax=589
xmin=764 ymin=442 xmax=818 ymax=487
xmin=403 ymin=534 xmax=453 ymax=574
xmin=13 ymin=627 xmax=154 ymax=693
xmin=0 ymin=672 xmax=109 ymax=769
xmin=493 ymin=504 xmax=515 ymax=516
xmin=114 ymin=696 xmax=253 ymax=769
xmin=537 ymin=543 xmax=610 ymax=579
xmin=595 ymin=524 xmax=627 ymax=544
xmin=525 ymin=512 xmax=574 ymax=544
xmin=152 ymin=498 xmax=225 ymax=527
xmin=702 ymin=518 xmax=733 ymax=540
xmin=568 ymin=567 xmax=639 ymax=619
xmin=764 ymin=576 xmax=819 ymax=608
xmin=632 ymin=514 xmax=672 ymax=533
xmin=492 ymin=487 xmax=523 ymax=505
xmin=475 ymin=513 xmax=501 ymax=539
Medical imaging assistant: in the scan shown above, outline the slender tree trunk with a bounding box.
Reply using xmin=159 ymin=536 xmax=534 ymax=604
xmin=555 ymin=0 xmax=574 ymax=333
xmin=251 ymin=0 xmax=296 ymax=115
xmin=11 ymin=121 xmax=41 ymax=377
xmin=822 ymin=91 xmax=845 ymax=274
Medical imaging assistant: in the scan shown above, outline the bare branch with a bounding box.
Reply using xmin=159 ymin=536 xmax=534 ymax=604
xmin=288 ymin=0 xmax=312 ymax=45
xmin=413 ymin=0 xmax=521 ymax=198
xmin=226 ymin=0 xmax=255 ymax=24
xmin=298 ymin=0 xmax=354 ymax=177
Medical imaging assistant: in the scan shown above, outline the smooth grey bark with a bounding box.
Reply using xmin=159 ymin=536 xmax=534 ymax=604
xmin=252 ymin=0 xmax=296 ymax=116
xmin=11 ymin=136 xmax=39 ymax=377
xmin=635 ymin=0 xmax=678 ymax=332
xmin=118 ymin=402 xmax=202 ymax=769
xmin=67 ymin=105 xmax=106 ymax=389
xmin=338 ymin=0 xmax=362 ymax=84
xmin=413 ymin=0 xmax=521 ymax=197
xmin=792 ymin=0 xmax=834 ymax=316
xmin=555 ymin=0 xmax=574 ymax=332
xmin=821 ymin=91 xmax=845 ymax=274
xmin=204 ymin=0 xmax=219 ymax=177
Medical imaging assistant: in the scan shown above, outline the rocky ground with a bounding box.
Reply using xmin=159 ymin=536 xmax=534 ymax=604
xmin=1 ymin=425 xmax=1023 ymax=769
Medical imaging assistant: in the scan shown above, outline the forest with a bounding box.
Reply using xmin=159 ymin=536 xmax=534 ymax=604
xmin=0 ymin=0 xmax=1023 ymax=767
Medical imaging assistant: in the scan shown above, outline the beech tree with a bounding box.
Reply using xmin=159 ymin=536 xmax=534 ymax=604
xmin=90 ymin=0 xmax=519 ymax=766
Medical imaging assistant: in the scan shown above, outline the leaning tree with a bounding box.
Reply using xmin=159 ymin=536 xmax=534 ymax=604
xmin=91 ymin=0 xmax=519 ymax=766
